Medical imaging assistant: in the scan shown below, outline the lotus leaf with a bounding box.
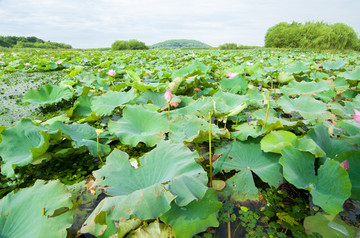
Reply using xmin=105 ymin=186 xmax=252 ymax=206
xmin=108 ymin=105 xmax=170 ymax=147
xmin=213 ymin=140 xmax=283 ymax=201
xmin=335 ymin=151 xmax=360 ymax=200
xmin=91 ymin=89 xmax=137 ymax=116
xmin=169 ymin=114 xmax=230 ymax=143
xmin=260 ymin=130 xmax=297 ymax=153
xmin=277 ymin=71 xmax=295 ymax=83
xmin=172 ymin=61 xmax=209 ymax=77
xmin=22 ymin=84 xmax=74 ymax=106
xmin=136 ymin=90 xmax=181 ymax=109
xmin=277 ymin=95 xmax=328 ymax=120
xmin=131 ymin=220 xmax=174 ymax=238
xmin=0 ymin=180 xmax=73 ymax=238
xmin=322 ymin=59 xmax=346 ymax=70
xmin=231 ymin=121 xmax=265 ymax=141
xmin=0 ymin=119 xmax=50 ymax=177
xmin=170 ymin=97 xmax=214 ymax=120
xmin=284 ymin=61 xmax=309 ymax=74
xmin=81 ymin=141 xmax=208 ymax=236
xmin=219 ymin=74 xmax=248 ymax=94
xmin=280 ymin=80 xmax=333 ymax=96
xmin=338 ymin=67 xmax=360 ymax=81
xmin=66 ymin=95 xmax=100 ymax=122
xmin=252 ymin=108 xmax=298 ymax=128
xmin=48 ymin=121 xmax=110 ymax=157
xmin=306 ymin=124 xmax=355 ymax=159
xmin=304 ymin=213 xmax=356 ymax=237
xmin=280 ymin=147 xmax=351 ymax=214
xmin=161 ymin=189 xmax=222 ymax=238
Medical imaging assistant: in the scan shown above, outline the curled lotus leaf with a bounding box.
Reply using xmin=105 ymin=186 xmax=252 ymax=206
xmin=0 ymin=180 xmax=73 ymax=238
xmin=81 ymin=141 xmax=208 ymax=237
xmin=0 ymin=119 xmax=50 ymax=177
xmin=22 ymin=84 xmax=74 ymax=106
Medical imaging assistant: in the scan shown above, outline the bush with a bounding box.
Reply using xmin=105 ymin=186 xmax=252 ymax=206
xmin=265 ymin=21 xmax=360 ymax=50
xmin=218 ymin=43 xmax=238 ymax=50
xmin=111 ymin=39 xmax=149 ymax=50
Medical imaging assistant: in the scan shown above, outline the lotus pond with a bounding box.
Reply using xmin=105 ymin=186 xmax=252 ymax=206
xmin=0 ymin=49 xmax=359 ymax=237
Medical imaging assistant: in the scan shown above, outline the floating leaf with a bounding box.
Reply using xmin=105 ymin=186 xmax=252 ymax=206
xmin=161 ymin=189 xmax=221 ymax=238
xmin=213 ymin=141 xmax=283 ymax=201
xmin=322 ymin=60 xmax=346 ymax=70
xmin=0 ymin=119 xmax=50 ymax=177
xmin=169 ymin=114 xmax=229 ymax=143
xmin=277 ymin=95 xmax=328 ymax=120
xmin=284 ymin=61 xmax=309 ymax=74
xmin=219 ymin=74 xmax=248 ymax=94
xmin=338 ymin=67 xmax=360 ymax=81
xmin=280 ymin=147 xmax=351 ymax=214
xmin=280 ymin=80 xmax=333 ymax=96
xmin=304 ymin=213 xmax=356 ymax=237
xmin=23 ymin=84 xmax=74 ymax=106
xmin=231 ymin=121 xmax=265 ymax=141
xmin=108 ymin=105 xmax=170 ymax=147
xmin=277 ymin=71 xmax=295 ymax=83
xmin=0 ymin=180 xmax=73 ymax=238
xmin=81 ymin=141 xmax=207 ymax=237
xmin=91 ymin=89 xmax=137 ymax=116
xmin=260 ymin=130 xmax=297 ymax=153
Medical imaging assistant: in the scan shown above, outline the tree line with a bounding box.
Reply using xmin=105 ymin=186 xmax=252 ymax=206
xmin=0 ymin=36 xmax=72 ymax=49
xmin=111 ymin=39 xmax=149 ymax=50
xmin=265 ymin=21 xmax=360 ymax=50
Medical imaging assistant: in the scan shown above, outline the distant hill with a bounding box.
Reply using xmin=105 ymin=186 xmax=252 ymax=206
xmin=151 ymin=39 xmax=212 ymax=49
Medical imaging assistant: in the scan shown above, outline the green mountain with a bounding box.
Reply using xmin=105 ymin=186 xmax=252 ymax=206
xmin=151 ymin=39 xmax=212 ymax=49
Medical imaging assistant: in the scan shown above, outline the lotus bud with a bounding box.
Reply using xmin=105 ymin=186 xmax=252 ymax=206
xmin=340 ymin=160 xmax=349 ymax=170
xmin=164 ymin=89 xmax=172 ymax=103
xmin=351 ymin=108 xmax=360 ymax=124
xmin=96 ymin=129 xmax=104 ymax=137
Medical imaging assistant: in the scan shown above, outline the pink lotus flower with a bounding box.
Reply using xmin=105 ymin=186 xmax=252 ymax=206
xmin=247 ymin=62 xmax=254 ymax=66
xmin=108 ymin=69 xmax=116 ymax=77
xmin=351 ymin=108 xmax=360 ymax=124
xmin=34 ymin=86 xmax=38 ymax=90
xmin=51 ymin=57 xmax=55 ymax=59
xmin=139 ymin=60 xmax=143 ymax=64
xmin=164 ymin=89 xmax=172 ymax=103
xmin=340 ymin=160 xmax=349 ymax=170
xmin=84 ymin=58 xmax=88 ymax=63
xmin=56 ymin=61 xmax=62 ymax=65
xmin=24 ymin=63 xmax=31 ymax=66
xmin=226 ymin=71 xmax=238 ymax=79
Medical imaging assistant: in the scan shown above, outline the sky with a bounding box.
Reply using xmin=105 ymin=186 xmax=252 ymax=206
xmin=0 ymin=0 xmax=359 ymax=48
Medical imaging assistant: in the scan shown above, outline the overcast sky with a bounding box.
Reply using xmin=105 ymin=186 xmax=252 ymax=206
xmin=1 ymin=0 xmax=359 ymax=48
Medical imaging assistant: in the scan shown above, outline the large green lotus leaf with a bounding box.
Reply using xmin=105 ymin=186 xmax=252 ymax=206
xmin=323 ymin=59 xmax=346 ymax=70
xmin=335 ymin=151 xmax=360 ymax=200
xmin=170 ymin=97 xmax=214 ymax=120
xmin=280 ymin=80 xmax=333 ymax=96
xmin=284 ymin=61 xmax=309 ymax=74
xmin=169 ymin=114 xmax=229 ymax=143
xmin=213 ymin=141 xmax=283 ymax=188
xmin=67 ymin=95 xmax=99 ymax=122
xmin=337 ymin=120 xmax=360 ymax=136
xmin=231 ymin=121 xmax=265 ymax=141
xmin=136 ymin=90 xmax=181 ymax=109
xmin=212 ymin=91 xmax=248 ymax=120
xmin=82 ymin=141 xmax=208 ymax=236
xmin=219 ymin=74 xmax=248 ymax=94
xmin=312 ymin=159 xmax=351 ymax=214
xmin=0 ymin=119 xmax=50 ymax=177
xmin=108 ymin=105 xmax=170 ymax=147
xmin=91 ymin=89 xmax=137 ymax=116
xmin=0 ymin=180 xmax=73 ymax=238
xmin=277 ymin=95 xmax=328 ymax=120
xmin=334 ymin=77 xmax=350 ymax=93
xmin=252 ymin=108 xmax=298 ymax=128
xmin=48 ymin=121 xmax=110 ymax=157
xmin=161 ymin=189 xmax=222 ymax=238
xmin=295 ymin=137 xmax=326 ymax=157
xmin=172 ymin=61 xmax=209 ymax=77
xmin=304 ymin=213 xmax=356 ymax=238
xmin=279 ymin=147 xmax=316 ymax=189
xmin=23 ymin=84 xmax=74 ymax=106
xmin=280 ymin=147 xmax=351 ymax=214
xmin=306 ymin=124 xmax=355 ymax=159
xmin=260 ymin=130 xmax=297 ymax=153
xmin=221 ymin=169 xmax=260 ymax=202
xmin=132 ymin=81 xmax=167 ymax=93
xmin=338 ymin=67 xmax=360 ymax=81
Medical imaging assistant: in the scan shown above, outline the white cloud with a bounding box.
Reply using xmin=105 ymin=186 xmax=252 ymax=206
xmin=0 ymin=0 xmax=359 ymax=48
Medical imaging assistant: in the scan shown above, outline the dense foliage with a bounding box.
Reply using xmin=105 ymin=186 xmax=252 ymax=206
xmin=151 ymin=39 xmax=212 ymax=49
xmin=265 ymin=21 xmax=360 ymax=50
xmin=0 ymin=35 xmax=72 ymax=49
xmin=0 ymin=49 xmax=360 ymax=237
xmin=111 ymin=39 xmax=149 ymax=50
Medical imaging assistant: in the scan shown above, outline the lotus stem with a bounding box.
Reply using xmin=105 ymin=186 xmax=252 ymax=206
xmin=228 ymin=211 xmax=231 ymax=238
xmin=167 ymin=103 xmax=171 ymax=120
xmin=264 ymin=89 xmax=270 ymax=127
xmin=96 ymin=129 xmax=104 ymax=165
xmin=209 ymin=111 xmax=213 ymax=188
